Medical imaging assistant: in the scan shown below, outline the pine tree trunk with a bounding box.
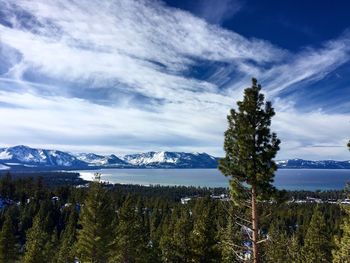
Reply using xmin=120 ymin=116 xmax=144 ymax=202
xmin=252 ymin=185 xmax=258 ymax=263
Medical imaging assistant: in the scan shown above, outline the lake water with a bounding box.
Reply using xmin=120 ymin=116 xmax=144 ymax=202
xmin=78 ymin=169 xmax=350 ymax=190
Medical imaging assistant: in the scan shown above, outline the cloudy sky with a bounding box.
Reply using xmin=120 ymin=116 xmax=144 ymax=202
xmin=0 ymin=0 xmax=349 ymax=159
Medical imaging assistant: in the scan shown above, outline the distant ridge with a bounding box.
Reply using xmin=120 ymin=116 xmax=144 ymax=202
xmin=0 ymin=145 xmax=217 ymax=170
xmin=0 ymin=145 xmax=349 ymax=170
xmin=0 ymin=145 xmax=86 ymax=169
xmin=276 ymin=159 xmax=350 ymax=169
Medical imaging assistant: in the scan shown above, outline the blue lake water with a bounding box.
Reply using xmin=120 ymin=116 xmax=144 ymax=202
xmin=78 ymin=169 xmax=350 ymax=190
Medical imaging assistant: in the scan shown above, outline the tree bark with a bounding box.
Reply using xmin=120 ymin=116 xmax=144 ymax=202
xmin=252 ymin=184 xmax=258 ymax=263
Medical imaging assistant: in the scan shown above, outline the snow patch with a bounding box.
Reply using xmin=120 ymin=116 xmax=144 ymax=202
xmin=0 ymin=164 xmax=10 ymax=170
xmin=0 ymin=150 xmax=12 ymax=160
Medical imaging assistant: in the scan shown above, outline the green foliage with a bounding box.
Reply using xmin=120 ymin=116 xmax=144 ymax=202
xmin=44 ymin=230 xmax=59 ymax=263
xmin=22 ymin=213 xmax=51 ymax=263
xmin=0 ymin=173 xmax=346 ymax=262
xmin=0 ymin=213 xmax=16 ymax=263
xmin=159 ymin=206 xmax=193 ymax=262
xmin=333 ymin=205 xmax=350 ymax=262
xmin=219 ymin=78 xmax=280 ymax=201
xmin=75 ymin=182 xmax=114 ymax=263
xmin=332 ymin=143 xmax=350 ymax=262
xmin=220 ymin=220 xmax=238 ymax=263
xmin=219 ymin=204 xmax=243 ymax=263
xmin=288 ymin=235 xmax=302 ymax=263
xmin=302 ymin=207 xmax=332 ymax=263
xmin=110 ymin=195 xmax=149 ymax=263
xmin=333 ymin=194 xmax=350 ymax=263
xmin=0 ymin=173 xmax=15 ymax=199
xmin=265 ymin=222 xmax=290 ymax=262
xmin=57 ymin=207 xmax=78 ymax=263
xmin=190 ymin=198 xmax=220 ymax=262
xmin=219 ymin=78 xmax=280 ymax=262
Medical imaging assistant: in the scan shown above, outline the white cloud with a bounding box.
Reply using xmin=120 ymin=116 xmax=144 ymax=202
xmin=0 ymin=90 xmax=227 ymax=155
xmin=273 ymin=108 xmax=350 ymax=160
xmin=261 ymin=32 xmax=350 ymax=96
xmin=0 ymin=0 xmax=349 ymax=159
xmin=193 ymin=0 xmax=244 ymax=24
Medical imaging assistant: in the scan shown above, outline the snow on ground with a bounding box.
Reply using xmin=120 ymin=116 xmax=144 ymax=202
xmin=0 ymin=150 xmax=12 ymax=160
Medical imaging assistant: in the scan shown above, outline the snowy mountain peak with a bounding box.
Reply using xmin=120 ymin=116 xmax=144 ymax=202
xmin=0 ymin=146 xmax=349 ymax=170
xmin=0 ymin=145 xmax=85 ymax=168
xmin=75 ymin=153 xmax=126 ymax=166
xmin=122 ymin=151 xmax=218 ymax=168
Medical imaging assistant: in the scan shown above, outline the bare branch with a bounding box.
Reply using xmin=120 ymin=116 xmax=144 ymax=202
xmin=257 ymin=238 xmax=269 ymax=244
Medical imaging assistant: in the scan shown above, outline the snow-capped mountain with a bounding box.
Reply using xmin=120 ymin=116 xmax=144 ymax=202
xmin=276 ymin=159 xmax=350 ymax=169
xmin=122 ymin=151 xmax=218 ymax=168
xmin=0 ymin=146 xmax=129 ymax=170
xmin=0 ymin=146 xmax=349 ymax=170
xmin=0 ymin=146 xmax=219 ymax=169
xmin=0 ymin=145 xmax=86 ymax=169
xmin=75 ymin=153 xmax=127 ymax=166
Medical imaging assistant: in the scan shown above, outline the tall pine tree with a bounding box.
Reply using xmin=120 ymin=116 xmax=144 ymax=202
xmin=0 ymin=213 xmax=17 ymax=263
xmin=22 ymin=212 xmax=51 ymax=263
xmin=302 ymin=207 xmax=332 ymax=263
xmin=333 ymin=204 xmax=350 ymax=262
xmin=75 ymin=181 xmax=114 ymax=263
xmin=159 ymin=206 xmax=192 ymax=263
xmin=288 ymin=234 xmax=302 ymax=263
xmin=149 ymin=201 xmax=164 ymax=260
xmin=332 ymin=142 xmax=350 ymax=262
xmin=219 ymin=78 xmax=280 ymax=263
xmin=265 ymin=221 xmax=290 ymax=263
xmin=110 ymin=195 xmax=149 ymax=263
xmin=57 ymin=207 xmax=78 ymax=263
xmin=190 ymin=198 xmax=219 ymax=262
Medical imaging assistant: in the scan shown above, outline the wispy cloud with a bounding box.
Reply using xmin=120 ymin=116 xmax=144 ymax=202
xmin=191 ymin=0 xmax=244 ymax=24
xmin=273 ymin=109 xmax=350 ymax=159
xmin=0 ymin=0 xmax=349 ymax=159
xmin=262 ymin=31 xmax=350 ymax=96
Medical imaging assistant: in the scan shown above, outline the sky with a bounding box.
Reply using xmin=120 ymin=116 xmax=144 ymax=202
xmin=0 ymin=0 xmax=349 ymax=160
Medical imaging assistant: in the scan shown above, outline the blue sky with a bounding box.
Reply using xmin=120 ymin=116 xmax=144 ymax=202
xmin=0 ymin=0 xmax=349 ymax=159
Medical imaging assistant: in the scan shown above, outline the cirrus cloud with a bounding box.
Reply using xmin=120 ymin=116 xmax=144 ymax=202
xmin=0 ymin=0 xmax=349 ymax=159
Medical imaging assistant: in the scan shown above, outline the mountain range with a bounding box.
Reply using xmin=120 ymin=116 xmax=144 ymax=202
xmin=0 ymin=145 xmax=349 ymax=170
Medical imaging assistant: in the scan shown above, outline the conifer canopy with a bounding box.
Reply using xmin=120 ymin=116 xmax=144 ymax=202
xmin=219 ymin=78 xmax=280 ymax=201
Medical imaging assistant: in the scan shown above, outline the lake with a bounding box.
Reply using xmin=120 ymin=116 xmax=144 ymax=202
xmin=78 ymin=168 xmax=350 ymax=190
